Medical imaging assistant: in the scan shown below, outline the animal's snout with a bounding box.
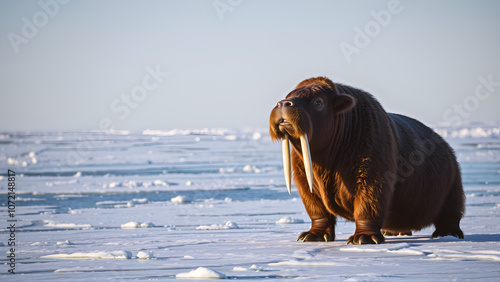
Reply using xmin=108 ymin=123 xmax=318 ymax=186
xmin=276 ymin=99 xmax=294 ymax=108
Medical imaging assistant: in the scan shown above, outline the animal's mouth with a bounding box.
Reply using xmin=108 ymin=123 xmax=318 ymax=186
xmin=278 ymin=119 xmax=293 ymax=133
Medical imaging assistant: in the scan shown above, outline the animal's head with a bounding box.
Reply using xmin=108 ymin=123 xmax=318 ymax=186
xmin=270 ymin=76 xmax=356 ymax=146
xmin=269 ymin=77 xmax=356 ymax=194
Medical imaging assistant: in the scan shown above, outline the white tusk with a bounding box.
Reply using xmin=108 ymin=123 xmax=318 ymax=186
xmin=300 ymin=134 xmax=313 ymax=193
xmin=282 ymin=134 xmax=292 ymax=195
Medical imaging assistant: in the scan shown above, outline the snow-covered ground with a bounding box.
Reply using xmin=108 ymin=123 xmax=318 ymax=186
xmin=0 ymin=123 xmax=499 ymax=280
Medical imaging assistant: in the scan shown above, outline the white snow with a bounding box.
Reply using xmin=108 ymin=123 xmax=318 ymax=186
xmin=1 ymin=125 xmax=499 ymax=280
xmin=42 ymin=250 xmax=133 ymax=260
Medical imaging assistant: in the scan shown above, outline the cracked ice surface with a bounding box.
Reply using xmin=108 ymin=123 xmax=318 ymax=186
xmin=1 ymin=125 xmax=499 ymax=280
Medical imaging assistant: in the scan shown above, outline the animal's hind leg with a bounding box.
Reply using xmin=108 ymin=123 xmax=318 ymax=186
xmin=432 ymin=181 xmax=465 ymax=239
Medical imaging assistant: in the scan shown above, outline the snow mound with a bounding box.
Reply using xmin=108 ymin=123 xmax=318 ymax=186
xmin=275 ymin=216 xmax=304 ymax=224
xmin=120 ymin=221 xmax=155 ymax=229
xmin=137 ymin=251 xmax=155 ymax=259
xmin=250 ymin=264 xmax=263 ymax=271
xmin=196 ymin=221 xmax=239 ymax=230
xmin=176 ymin=267 xmax=226 ymax=279
xmin=243 ymin=164 xmax=261 ymax=173
xmin=140 ymin=222 xmax=155 ymax=228
xmin=252 ymin=131 xmax=262 ymax=140
xmin=56 ymin=240 xmax=74 ymax=246
xmin=171 ymin=195 xmax=189 ymax=203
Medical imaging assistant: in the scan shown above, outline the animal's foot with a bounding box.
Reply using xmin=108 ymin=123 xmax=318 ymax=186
xmin=348 ymin=219 xmax=385 ymax=245
xmin=297 ymin=231 xmax=334 ymax=242
xmin=432 ymin=220 xmax=464 ymax=239
xmin=296 ymin=217 xmax=335 ymax=242
xmin=432 ymin=228 xmax=464 ymax=239
xmin=382 ymin=229 xmax=412 ymax=236
xmin=347 ymin=233 xmax=385 ymax=245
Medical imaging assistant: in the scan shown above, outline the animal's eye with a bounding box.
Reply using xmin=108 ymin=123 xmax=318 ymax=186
xmin=313 ymin=98 xmax=324 ymax=111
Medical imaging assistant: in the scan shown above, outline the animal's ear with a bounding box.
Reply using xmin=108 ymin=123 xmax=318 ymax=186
xmin=333 ymin=94 xmax=356 ymax=114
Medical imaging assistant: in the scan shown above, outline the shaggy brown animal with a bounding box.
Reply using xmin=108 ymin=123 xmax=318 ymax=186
xmin=269 ymin=77 xmax=465 ymax=244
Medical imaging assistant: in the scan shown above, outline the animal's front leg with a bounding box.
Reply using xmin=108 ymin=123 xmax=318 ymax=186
xmin=295 ymin=171 xmax=336 ymax=242
xmin=347 ymin=181 xmax=388 ymax=245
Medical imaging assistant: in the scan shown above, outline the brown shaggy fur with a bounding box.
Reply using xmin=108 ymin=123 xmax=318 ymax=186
xmin=269 ymin=77 xmax=465 ymax=244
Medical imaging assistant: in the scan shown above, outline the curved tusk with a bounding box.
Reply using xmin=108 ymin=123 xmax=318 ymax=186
xmin=300 ymin=134 xmax=313 ymax=193
xmin=282 ymin=134 xmax=292 ymax=195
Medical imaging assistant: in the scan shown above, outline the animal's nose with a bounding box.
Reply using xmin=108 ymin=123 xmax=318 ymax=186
xmin=277 ymin=100 xmax=294 ymax=108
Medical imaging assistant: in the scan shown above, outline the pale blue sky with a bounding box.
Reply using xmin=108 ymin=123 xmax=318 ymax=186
xmin=1 ymin=0 xmax=499 ymax=131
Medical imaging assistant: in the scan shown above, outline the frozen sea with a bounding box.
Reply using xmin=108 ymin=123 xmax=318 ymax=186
xmin=1 ymin=123 xmax=500 ymax=281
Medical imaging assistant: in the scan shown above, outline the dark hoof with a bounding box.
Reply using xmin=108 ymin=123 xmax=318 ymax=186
xmin=432 ymin=228 xmax=464 ymax=239
xmin=297 ymin=232 xmax=334 ymax=242
xmin=347 ymin=233 xmax=385 ymax=245
xmin=382 ymin=230 xmax=412 ymax=236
